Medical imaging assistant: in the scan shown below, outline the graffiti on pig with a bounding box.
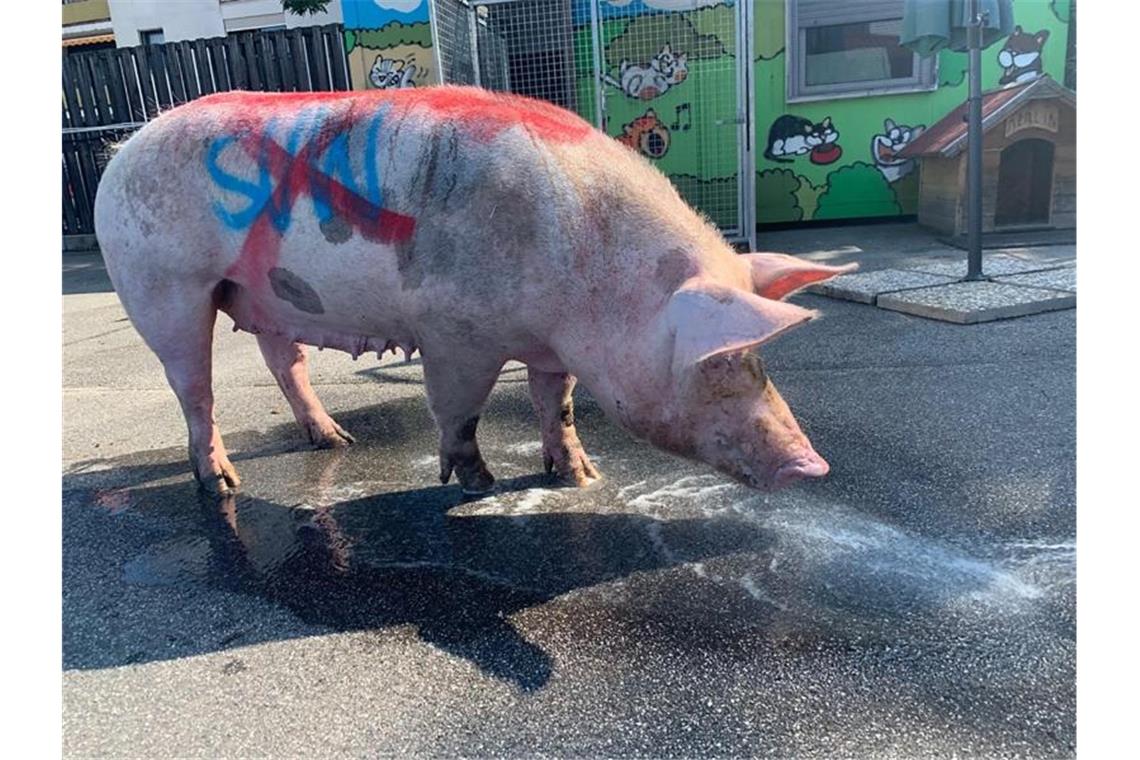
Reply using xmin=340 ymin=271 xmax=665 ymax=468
xmin=202 ymin=89 xmax=594 ymax=296
xmin=204 ymin=109 xmax=414 ymax=240
xmin=204 ymin=106 xmax=417 ymax=295
xmin=616 ymin=108 xmax=671 ymax=159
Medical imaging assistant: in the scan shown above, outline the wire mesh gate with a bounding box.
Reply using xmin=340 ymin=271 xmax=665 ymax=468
xmin=430 ymin=0 xmax=756 ymax=246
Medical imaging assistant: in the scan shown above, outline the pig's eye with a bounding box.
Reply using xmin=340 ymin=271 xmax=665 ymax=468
xmin=741 ymin=351 xmax=767 ymax=387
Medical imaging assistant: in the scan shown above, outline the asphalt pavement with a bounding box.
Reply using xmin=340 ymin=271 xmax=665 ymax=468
xmin=62 ymin=227 xmax=1076 ymax=758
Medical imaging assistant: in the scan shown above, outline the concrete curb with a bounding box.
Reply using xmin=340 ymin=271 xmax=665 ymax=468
xmin=877 ymin=282 xmax=1076 ymax=324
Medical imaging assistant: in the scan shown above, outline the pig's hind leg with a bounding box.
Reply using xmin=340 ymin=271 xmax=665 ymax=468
xmin=123 ymin=281 xmax=240 ymax=495
xmin=527 ymin=369 xmax=600 ymax=487
xmin=256 ymin=334 xmax=355 ymax=449
xmin=421 ymin=352 xmax=501 ymax=495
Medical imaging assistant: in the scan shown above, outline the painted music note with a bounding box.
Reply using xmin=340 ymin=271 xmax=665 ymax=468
xmin=671 ymin=103 xmax=692 ymax=131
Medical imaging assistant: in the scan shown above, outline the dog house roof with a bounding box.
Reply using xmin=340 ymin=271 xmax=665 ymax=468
xmin=900 ymin=75 xmax=1075 ymax=160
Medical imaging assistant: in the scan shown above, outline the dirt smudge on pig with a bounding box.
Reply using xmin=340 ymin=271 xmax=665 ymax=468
xmin=417 ymin=126 xmax=461 ymax=209
xmin=421 ymin=131 xmax=443 ymax=203
xmin=459 ymin=416 xmax=479 ymax=442
xmin=268 ymin=267 xmax=325 ymax=314
xmin=655 ymin=248 xmax=699 ymax=292
xmin=394 ymin=226 xmax=459 ymax=292
xmin=320 ymin=215 xmax=352 ymax=244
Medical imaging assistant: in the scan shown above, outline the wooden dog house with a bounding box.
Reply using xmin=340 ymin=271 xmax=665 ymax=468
xmin=900 ymin=75 xmax=1075 ymax=236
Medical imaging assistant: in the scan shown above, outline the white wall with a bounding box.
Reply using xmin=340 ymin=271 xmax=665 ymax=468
xmin=221 ymin=0 xmax=342 ymax=31
xmin=109 ymin=0 xmax=226 ymax=46
xmin=108 ymin=1 xmax=343 ymax=46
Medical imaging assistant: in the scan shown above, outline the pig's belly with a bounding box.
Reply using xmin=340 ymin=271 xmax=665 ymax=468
xmin=218 ymin=229 xmax=419 ymax=358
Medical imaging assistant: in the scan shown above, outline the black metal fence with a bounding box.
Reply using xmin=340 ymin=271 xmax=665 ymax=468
xmin=62 ymin=24 xmax=351 ymax=237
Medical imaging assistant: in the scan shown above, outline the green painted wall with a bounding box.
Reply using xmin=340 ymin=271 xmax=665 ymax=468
xmin=754 ymin=0 xmax=1073 ymax=224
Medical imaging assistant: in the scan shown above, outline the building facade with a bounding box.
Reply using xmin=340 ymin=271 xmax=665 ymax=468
xmin=104 ymin=0 xmax=343 ymax=47
xmin=62 ymin=0 xmax=115 ymax=50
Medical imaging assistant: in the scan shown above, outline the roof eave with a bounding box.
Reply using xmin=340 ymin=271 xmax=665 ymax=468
xmin=939 ymin=76 xmax=1076 ymax=158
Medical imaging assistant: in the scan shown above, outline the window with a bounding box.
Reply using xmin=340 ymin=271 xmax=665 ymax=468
xmin=139 ymin=28 xmax=165 ymax=46
xmin=787 ymin=0 xmax=935 ymax=101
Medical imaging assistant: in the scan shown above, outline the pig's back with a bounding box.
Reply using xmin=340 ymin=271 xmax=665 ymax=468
xmin=96 ymin=87 xmax=722 ymax=353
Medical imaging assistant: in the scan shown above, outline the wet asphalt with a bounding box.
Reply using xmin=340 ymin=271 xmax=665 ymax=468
xmin=62 ymin=248 xmax=1075 ymax=758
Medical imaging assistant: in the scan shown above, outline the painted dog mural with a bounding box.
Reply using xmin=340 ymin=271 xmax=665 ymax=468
xmin=870 ymin=118 xmax=926 ymax=183
xmin=998 ymin=26 xmax=1050 ymax=85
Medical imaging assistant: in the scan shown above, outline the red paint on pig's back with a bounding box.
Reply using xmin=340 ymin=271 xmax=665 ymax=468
xmin=186 ymin=86 xmax=594 ymax=144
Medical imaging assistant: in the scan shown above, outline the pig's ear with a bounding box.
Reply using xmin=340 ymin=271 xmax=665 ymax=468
xmin=667 ymin=282 xmax=816 ymax=371
xmin=742 ymin=252 xmax=857 ymax=300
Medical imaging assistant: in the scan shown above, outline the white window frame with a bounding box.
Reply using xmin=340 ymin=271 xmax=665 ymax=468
xmin=786 ymin=0 xmax=937 ymax=103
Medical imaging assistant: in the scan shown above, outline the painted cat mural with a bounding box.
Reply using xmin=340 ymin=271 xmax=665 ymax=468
xmin=603 ymin=43 xmax=689 ymax=100
xmin=870 ymin=118 xmax=926 ymax=183
xmin=763 ymin=115 xmax=842 ymax=165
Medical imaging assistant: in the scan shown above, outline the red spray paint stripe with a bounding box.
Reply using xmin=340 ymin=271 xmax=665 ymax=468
xmin=191 ymin=86 xmax=594 ymax=144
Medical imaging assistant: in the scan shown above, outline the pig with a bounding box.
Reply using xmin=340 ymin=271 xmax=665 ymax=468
xmin=93 ymin=86 xmax=854 ymax=497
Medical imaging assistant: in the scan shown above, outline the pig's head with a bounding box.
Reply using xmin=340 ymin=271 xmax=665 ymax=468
xmin=630 ymin=254 xmax=855 ymax=491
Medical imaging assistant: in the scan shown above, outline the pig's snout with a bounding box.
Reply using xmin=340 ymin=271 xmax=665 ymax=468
xmin=772 ymin=449 xmax=829 ymax=490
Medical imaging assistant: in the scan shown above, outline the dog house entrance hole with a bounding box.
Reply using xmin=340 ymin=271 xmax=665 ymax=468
xmin=994 ymin=138 xmax=1055 ymax=228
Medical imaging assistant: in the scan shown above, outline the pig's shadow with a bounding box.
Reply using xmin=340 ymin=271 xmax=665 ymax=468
xmin=63 ymin=468 xmax=779 ymax=691
xmin=62 ymin=390 xmax=1024 ymax=693
xmin=63 ymin=386 xmax=779 ymax=693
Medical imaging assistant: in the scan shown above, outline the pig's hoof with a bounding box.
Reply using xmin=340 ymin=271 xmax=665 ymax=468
xmin=193 ymin=459 xmax=241 ymax=496
xmin=305 ymin=418 xmax=355 ymax=449
xmin=458 ymin=464 xmax=496 ymax=495
xmin=544 ymin=448 xmax=601 ymax=488
xmin=441 ymin=453 xmax=496 ymax=495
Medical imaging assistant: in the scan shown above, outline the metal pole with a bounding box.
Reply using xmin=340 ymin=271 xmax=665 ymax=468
xmin=965 ymin=0 xmax=985 ymax=280
xmin=590 ymin=0 xmax=605 ymax=130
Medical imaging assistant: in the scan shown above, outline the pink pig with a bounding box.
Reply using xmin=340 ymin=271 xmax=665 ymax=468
xmin=94 ymin=87 xmax=853 ymax=496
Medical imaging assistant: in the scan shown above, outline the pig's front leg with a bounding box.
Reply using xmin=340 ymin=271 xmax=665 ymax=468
xmin=527 ymin=368 xmax=600 ymax=487
xmin=422 ymin=352 xmax=501 ymax=495
xmin=257 ymin=334 xmax=355 ymax=448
